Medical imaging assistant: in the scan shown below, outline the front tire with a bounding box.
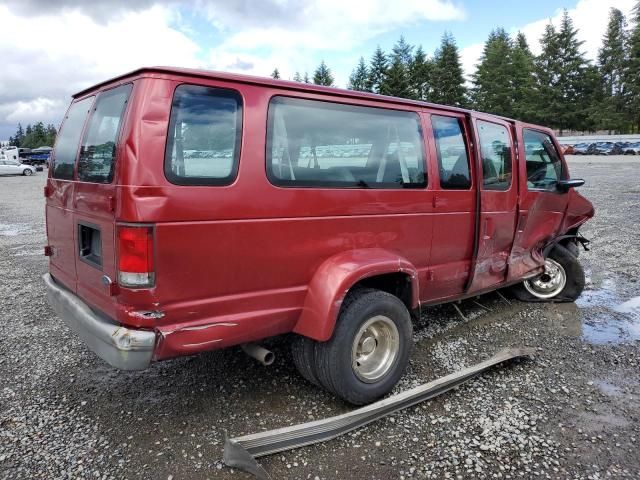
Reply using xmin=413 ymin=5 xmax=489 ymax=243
xmin=313 ymin=289 xmax=412 ymax=405
xmin=512 ymin=244 xmax=585 ymax=302
xmin=23 ymin=169 xmax=33 ymax=176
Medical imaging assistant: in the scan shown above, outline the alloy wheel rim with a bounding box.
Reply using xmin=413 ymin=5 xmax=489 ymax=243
xmin=523 ymin=258 xmax=567 ymax=299
xmin=351 ymin=315 xmax=399 ymax=383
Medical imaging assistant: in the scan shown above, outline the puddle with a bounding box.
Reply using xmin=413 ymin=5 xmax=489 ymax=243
xmin=576 ymin=274 xmax=640 ymax=344
xmin=594 ymin=380 xmax=623 ymax=397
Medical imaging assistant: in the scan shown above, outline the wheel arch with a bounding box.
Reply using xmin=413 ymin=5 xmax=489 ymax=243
xmin=293 ymin=248 xmax=419 ymax=342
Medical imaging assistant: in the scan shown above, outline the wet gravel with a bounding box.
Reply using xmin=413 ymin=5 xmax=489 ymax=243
xmin=1 ymin=156 xmax=639 ymax=479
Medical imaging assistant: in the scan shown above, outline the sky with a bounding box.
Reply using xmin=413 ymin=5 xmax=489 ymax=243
xmin=0 ymin=0 xmax=636 ymax=142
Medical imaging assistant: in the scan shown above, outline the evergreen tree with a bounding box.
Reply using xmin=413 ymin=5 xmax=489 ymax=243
xmin=313 ymin=60 xmax=334 ymax=86
xmin=430 ymin=32 xmax=467 ymax=107
xmin=271 ymin=68 xmax=281 ymax=79
xmin=380 ymin=55 xmax=411 ymax=98
xmin=511 ymin=32 xmax=536 ymax=121
xmin=597 ymin=8 xmax=628 ymax=132
xmin=626 ymin=1 xmax=640 ymax=132
xmin=380 ymin=37 xmax=414 ymax=98
xmin=410 ymin=45 xmax=432 ymax=101
xmin=367 ymin=46 xmax=388 ymax=94
xmin=471 ymin=28 xmax=515 ymax=117
xmin=533 ymin=23 xmax=561 ymax=126
xmin=303 ymin=72 xmax=310 ymax=83
xmin=293 ymin=71 xmax=302 ymax=82
xmin=391 ymin=35 xmax=413 ymax=65
xmin=13 ymin=123 xmax=25 ymax=146
xmin=348 ymin=57 xmax=370 ymax=91
xmin=534 ymin=12 xmax=591 ymax=134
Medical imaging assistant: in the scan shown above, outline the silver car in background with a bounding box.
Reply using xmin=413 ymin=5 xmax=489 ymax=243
xmin=0 ymin=158 xmax=37 ymax=176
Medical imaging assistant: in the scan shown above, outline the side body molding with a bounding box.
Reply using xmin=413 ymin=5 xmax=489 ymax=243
xmin=294 ymin=248 xmax=420 ymax=342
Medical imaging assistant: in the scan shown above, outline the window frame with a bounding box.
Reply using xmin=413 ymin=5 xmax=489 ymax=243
xmin=521 ymin=127 xmax=566 ymax=193
xmin=476 ymin=119 xmax=514 ymax=192
xmin=77 ymin=82 xmax=133 ymax=184
xmin=430 ymin=113 xmax=473 ymax=191
xmin=265 ymin=95 xmax=428 ymax=190
xmin=164 ymin=83 xmax=244 ymax=187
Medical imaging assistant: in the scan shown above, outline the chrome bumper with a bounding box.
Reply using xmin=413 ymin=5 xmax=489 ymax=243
xmin=43 ymin=273 xmax=156 ymax=370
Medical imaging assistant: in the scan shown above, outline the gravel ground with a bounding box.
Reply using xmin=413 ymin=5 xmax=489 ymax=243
xmin=1 ymin=156 xmax=639 ymax=480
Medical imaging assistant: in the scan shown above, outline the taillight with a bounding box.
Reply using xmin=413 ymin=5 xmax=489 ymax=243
xmin=117 ymin=225 xmax=155 ymax=288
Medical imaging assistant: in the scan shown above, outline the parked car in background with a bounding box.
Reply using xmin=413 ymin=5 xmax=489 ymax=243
xmin=571 ymin=143 xmax=589 ymax=155
xmin=24 ymin=146 xmax=52 ymax=169
xmin=44 ymin=67 xmax=594 ymax=405
xmin=0 ymin=159 xmax=37 ymax=176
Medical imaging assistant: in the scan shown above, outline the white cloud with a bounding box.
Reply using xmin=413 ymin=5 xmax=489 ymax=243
xmin=0 ymin=0 xmax=465 ymax=139
xmin=203 ymin=0 xmax=466 ymax=84
xmin=461 ymin=0 xmax=637 ymax=80
xmin=0 ymin=4 xmax=201 ymax=138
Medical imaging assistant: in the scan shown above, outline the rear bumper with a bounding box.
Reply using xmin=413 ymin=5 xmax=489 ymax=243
xmin=43 ymin=273 xmax=156 ymax=370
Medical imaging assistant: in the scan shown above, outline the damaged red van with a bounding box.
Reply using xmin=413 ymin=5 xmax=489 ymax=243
xmin=44 ymin=67 xmax=594 ymax=404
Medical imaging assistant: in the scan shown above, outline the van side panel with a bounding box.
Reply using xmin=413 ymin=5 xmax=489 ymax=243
xmin=115 ymin=79 xmax=435 ymax=355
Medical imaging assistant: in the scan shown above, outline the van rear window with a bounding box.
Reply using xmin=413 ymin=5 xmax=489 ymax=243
xmin=78 ymin=84 xmax=132 ymax=183
xmin=52 ymin=96 xmax=94 ymax=180
xmin=266 ymin=97 xmax=427 ymax=189
xmin=165 ymin=85 xmax=242 ymax=186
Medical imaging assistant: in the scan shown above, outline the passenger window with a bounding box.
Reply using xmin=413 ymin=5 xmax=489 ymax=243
xmin=432 ymin=115 xmax=471 ymax=189
xmin=78 ymin=84 xmax=132 ymax=183
xmin=477 ymin=120 xmax=512 ymax=191
xmin=523 ymin=129 xmax=563 ymax=191
xmin=165 ymin=85 xmax=242 ymax=185
xmin=267 ymin=97 xmax=426 ymax=188
xmin=52 ymin=96 xmax=94 ymax=180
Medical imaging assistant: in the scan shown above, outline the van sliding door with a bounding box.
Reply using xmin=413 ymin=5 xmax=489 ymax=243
xmin=466 ymin=115 xmax=518 ymax=293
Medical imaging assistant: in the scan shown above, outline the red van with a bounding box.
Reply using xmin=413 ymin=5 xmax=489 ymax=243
xmin=44 ymin=67 xmax=594 ymax=405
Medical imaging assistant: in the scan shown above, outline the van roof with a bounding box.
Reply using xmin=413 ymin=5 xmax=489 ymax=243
xmin=73 ymin=66 xmax=513 ymax=121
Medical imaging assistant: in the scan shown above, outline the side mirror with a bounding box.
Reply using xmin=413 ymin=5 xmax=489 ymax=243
xmin=557 ymin=179 xmax=585 ymax=192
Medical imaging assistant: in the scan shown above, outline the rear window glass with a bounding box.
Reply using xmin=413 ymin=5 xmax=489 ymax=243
xmin=266 ymin=97 xmax=426 ymax=189
xmin=165 ymin=85 xmax=242 ymax=186
xmin=78 ymin=84 xmax=132 ymax=183
xmin=52 ymin=96 xmax=94 ymax=179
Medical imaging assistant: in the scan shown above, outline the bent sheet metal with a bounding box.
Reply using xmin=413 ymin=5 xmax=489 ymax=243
xmin=223 ymin=347 xmax=534 ymax=479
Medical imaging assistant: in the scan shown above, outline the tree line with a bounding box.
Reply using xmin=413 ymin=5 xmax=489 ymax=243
xmin=273 ymin=4 xmax=640 ymax=135
xmin=8 ymin=122 xmax=57 ymax=149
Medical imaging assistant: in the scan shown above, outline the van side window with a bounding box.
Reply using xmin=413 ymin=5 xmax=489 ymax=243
xmin=523 ymin=129 xmax=564 ymax=190
xmin=165 ymin=85 xmax=242 ymax=186
xmin=432 ymin=115 xmax=471 ymax=189
xmin=266 ymin=97 xmax=426 ymax=189
xmin=78 ymin=84 xmax=132 ymax=183
xmin=52 ymin=96 xmax=94 ymax=180
xmin=477 ymin=120 xmax=512 ymax=191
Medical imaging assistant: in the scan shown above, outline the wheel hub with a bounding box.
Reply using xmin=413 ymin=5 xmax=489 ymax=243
xmin=352 ymin=315 xmax=399 ymax=383
xmin=523 ymin=258 xmax=567 ymax=299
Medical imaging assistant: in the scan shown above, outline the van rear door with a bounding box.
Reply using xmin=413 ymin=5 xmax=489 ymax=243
xmin=47 ymin=96 xmax=95 ymax=292
xmin=72 ymin=84 xmax=133 ymax=317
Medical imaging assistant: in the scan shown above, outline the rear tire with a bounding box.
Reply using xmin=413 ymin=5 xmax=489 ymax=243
xmin=511 ymin=244 xmax=585 ymax=302
xmin=291 ymin=335 xmax=320 ymax=387
xmin=313 ymin=288 xmax=412 ymax=405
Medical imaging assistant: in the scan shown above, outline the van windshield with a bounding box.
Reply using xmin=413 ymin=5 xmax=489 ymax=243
xmin=77 ymin=84 xmax=132 ymax=183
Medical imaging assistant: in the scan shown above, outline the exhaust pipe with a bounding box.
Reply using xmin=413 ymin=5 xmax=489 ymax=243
xmin=241 ymin=343 xmax=275 ymax=366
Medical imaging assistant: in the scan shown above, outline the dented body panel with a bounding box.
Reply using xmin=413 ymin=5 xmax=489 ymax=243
xmin=44 ymin=67 xmax=594 ymax=370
